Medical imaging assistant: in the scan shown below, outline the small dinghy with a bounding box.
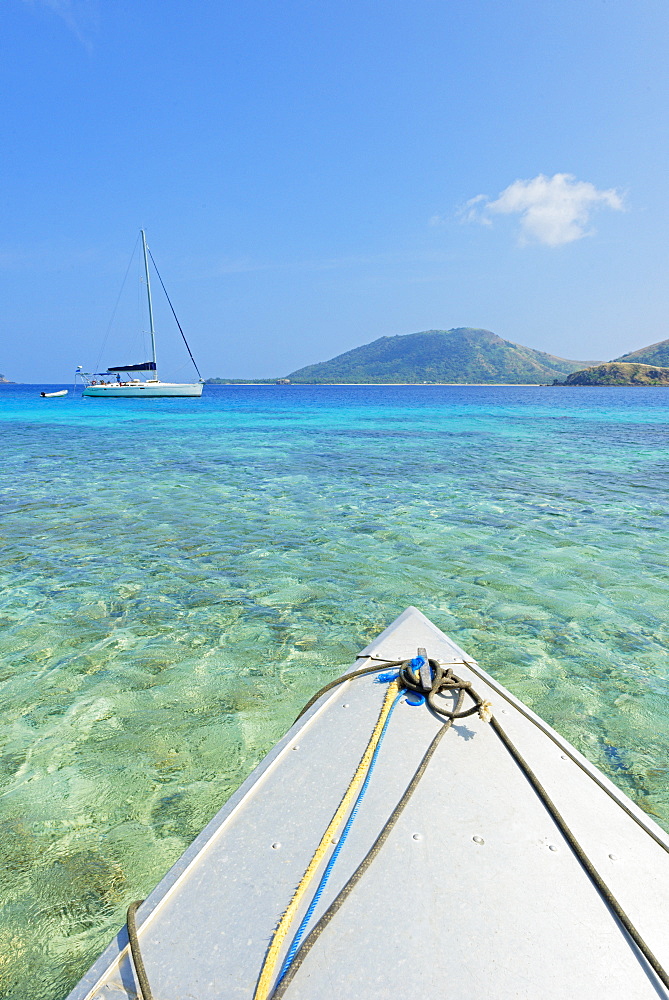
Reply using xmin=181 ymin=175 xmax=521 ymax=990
xmin=40 ymin=389 xmax=68 ymax=398
xmin=66 ymin=607 xmax=669 ymax=1000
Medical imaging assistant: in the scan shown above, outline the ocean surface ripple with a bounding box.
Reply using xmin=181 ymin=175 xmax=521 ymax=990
xmin=0 ymin=383 xmax=668 ymax=997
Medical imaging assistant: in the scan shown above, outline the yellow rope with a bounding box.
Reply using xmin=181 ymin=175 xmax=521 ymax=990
xmin=253 ymin=679 xmax=400 ymax=1000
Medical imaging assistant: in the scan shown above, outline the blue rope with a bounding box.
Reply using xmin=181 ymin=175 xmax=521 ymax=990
xmin=275 ymin=686 xmax=405 ymax=985
xmin=405 ymin=656 xmax=427 ymax=706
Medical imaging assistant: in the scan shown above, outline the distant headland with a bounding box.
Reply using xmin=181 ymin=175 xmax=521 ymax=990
xmin=554 ymin=362 xmax=669 ymax=386
xmin=552 ymin=338 xmax=669 ymax=385
xmin=207 ymin=327 xmax=669 ymax=386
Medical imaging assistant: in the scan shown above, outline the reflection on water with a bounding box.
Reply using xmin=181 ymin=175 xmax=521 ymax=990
xmin=0 ymin=383 xmax=668 ymax=997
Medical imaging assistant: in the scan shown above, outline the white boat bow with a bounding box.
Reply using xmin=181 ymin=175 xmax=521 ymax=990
xmin=66 ymin=607 xmax=669 ymax=1000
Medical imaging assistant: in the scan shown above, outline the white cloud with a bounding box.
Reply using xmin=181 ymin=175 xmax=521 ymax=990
xmin=21 ymin=0 xmax=99 ymax=50
xmin=460 ymin=173 xmax=624 ymax=246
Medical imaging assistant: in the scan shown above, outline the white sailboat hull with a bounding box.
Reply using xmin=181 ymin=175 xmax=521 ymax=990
xmin=83 ymin=382 xmax=203 ymax=398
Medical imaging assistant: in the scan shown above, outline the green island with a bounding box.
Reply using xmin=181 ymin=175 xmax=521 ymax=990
xmin=207 ymin=328 xmax=597 ymax=385
xmin=555 ymin=362 xmax=669 ymax=386
xmin=206 ymin=328 xmax=669 ymax=386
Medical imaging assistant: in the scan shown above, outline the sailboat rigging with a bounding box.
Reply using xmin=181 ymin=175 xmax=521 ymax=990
xmin=77 ymin=230 xmax=204 ymax=398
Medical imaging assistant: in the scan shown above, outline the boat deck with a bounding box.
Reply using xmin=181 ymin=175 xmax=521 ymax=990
xmin=67 ymin=607 xmax=669 ymax=1000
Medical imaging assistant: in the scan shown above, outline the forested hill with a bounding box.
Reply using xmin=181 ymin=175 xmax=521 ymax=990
xmin=285 ymin=328 xmax=594 ymax=384
xmin=614 ymin=338 xmax=669 ymax=367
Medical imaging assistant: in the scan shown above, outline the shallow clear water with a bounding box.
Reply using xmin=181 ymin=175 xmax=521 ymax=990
xmin=1 ymin=382 xmax=668 ymax=998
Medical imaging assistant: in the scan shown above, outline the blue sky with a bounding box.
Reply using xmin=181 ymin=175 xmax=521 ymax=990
xmin=2 ymin=0 xmax=669 ymax=381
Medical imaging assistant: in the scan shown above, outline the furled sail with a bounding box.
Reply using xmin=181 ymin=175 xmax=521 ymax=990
xmin=106 ymin=362 xmax=157 ymax=373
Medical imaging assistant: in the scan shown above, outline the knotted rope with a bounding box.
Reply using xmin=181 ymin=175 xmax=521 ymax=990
xmin=126 ymin=653 xmax=668 ymax=1000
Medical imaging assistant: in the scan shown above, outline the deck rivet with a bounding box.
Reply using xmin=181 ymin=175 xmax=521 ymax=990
xmin=412 ymin=833 xmax=422 ymax=841
xmin=609 ymin=853 xmax=619 ymax=861
xmin=473 ymin=836 xmax=484 ymax=845
xmin=549 ymin=845 xmax=558 ymax=852
xmin=272 ymin=842 xmax=281 ymax=850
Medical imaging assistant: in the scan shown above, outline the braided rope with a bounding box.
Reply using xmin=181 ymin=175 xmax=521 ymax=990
xmin=252 ymin=679 xmax=400 ymax=1000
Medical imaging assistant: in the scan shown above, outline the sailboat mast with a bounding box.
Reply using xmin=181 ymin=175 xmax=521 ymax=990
xmin=141 ymin=229 xmax=158 ymax=376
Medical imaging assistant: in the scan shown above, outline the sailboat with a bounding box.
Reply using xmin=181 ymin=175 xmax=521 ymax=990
xmin=78 ymin=231 xmax=204 ymax=398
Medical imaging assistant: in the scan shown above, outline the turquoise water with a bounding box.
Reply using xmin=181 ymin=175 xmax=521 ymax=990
xmin=1 ymin=382 xmax=668 ymax=997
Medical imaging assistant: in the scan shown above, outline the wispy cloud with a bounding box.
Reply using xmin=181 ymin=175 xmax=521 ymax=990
xmin=21 ymin=0 xmax=99 ymax=50
xmin=458 ymin=173 xmax=624 ymax=246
